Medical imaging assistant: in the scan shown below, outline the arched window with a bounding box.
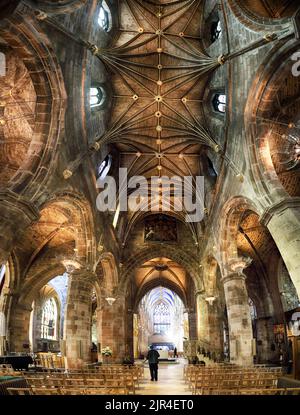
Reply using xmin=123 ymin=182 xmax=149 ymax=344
xmin=98 ymin=1 xmax=111 ymax=32
xmin=153 ymin=302 xmax=171 ymax=334
xmin=41 ymin=298 xmax=57 ymax=340
xmin=0 ymin=265 xmax=5 ymax=296
xmin=213 ymin=94 xmax=226 ymax=113
xmin=90 ymin=86 xmax=105 ymax=108
xmin=207 ymin=156 xmax=218 ymax=177
xmin=98 ymin=154 xmax=112 ymax=180
xmin=248 ymin=298 xmax=257 ymax=321
xmin=211 ymin=20 xmax=222 ymax=43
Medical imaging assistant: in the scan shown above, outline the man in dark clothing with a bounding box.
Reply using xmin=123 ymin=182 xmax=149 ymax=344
xmin=146 ymin=346 xmax=160 ymax=381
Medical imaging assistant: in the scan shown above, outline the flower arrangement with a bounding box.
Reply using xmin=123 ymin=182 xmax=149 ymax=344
xmin=101 ymin=346 xmax=112 ymax=357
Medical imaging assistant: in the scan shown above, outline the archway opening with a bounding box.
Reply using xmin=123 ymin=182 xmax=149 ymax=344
xmin=29 ymin=273 xmax=68 ymax=357
xmin=135 ymin=287 xmax=188 ymax=360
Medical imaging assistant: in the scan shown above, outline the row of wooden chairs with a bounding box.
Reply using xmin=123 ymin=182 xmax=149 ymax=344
xmin=193 ymin=388 xmax=300 ymax=396
xmin=183 ymin=365 xmax=283 ymax=395
xmin=184 ymin=366 xmax=282 ymax=383
xmin=24 ymin=375 xmax=136 ymax=394
xmin=192 ymin=377 xmax=279 ymax=394
xmin=0 ymin=364 xmax=23 ymax=377
xmin=8 ymin=386 xmax=129 ymax=395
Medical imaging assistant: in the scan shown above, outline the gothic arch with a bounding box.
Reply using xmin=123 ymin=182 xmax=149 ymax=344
xmin=133 ymin=278 xmax=187 ymax=312
xmin=95 ymin=252 xmax=118 ymax=294
xmin=31 ymin=0 xmax=88 ymax=14
xmin=228 ymin=0 xmax=295 ymax=32
xmin=40 ymin=192 xmax=97 ymax=266
xmin=120 ymin=246 xmax=202 ymax=293
xmin=218 ymin=197 xmax=260 ymax=273
xmin=0 ymin=13 xmax=66 ymax=199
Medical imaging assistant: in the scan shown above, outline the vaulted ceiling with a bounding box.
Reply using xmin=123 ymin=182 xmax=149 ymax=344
xmin=92 ymin=0 xmax=221 ymax=225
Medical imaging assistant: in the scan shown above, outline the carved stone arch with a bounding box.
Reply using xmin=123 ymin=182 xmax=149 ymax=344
xmin=120 ymin=246 xmax=202 ymax=294
xmin=96 ymin=252 xmax=119 ymax=294
xmin=133 ymin=278 xmax=188 ymax=313
xmin=245 ymin=38 xmax=300 ymax=204
xmin=18 ymin=261 xmax=66 ymax=308
xmin=218 ymin=196 xmax=260 ymax=274
xmin=29 ymin=0 xmax=88 ymax=14
xmin=0 ymin=13 xmax=66 ymax=199
xmin=40 ymin=191 xmax=97 ymax=266
xmin=227 ymin=0 xmax=295 ymax=32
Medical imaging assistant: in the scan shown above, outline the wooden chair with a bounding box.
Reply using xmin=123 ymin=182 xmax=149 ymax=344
xmin=60 ymin=388 xmax=86 ymax=395
xmin=32 ymin=387 xmax=62 ymax=395
xmin=284 ymin=388 xmax=300 ymax=395
xmin=239 ymin=388 xmax=285 ymax=396
xmin=7 ymin=388 xmax=33 ymax=396
xmin=25 ymin=377 xmax=45 ymax=388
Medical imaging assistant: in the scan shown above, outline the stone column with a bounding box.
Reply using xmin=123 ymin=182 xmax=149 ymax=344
xmin=100 ymin=295 xmax=126 ymax=363
xmin=95 ymin=307 xmax=102 ymax=362
xmin=9 ymin=301 xmax=32 ymax=352
xmin=196 ymin=295 xmax=210 ymax=344
xmin=222 ymin=273 xmax=254 ymax=366
xmin=197 ymin=295 xmax=223 ymax=354
xmin=126 ymin=309 xmax=134 ymax=361
xmin=188 ymin=309 xmax=198 ymax=341
xmin=0 ymin=191 xmax=40 ymax=264
xmin=64 ymin=270 xmax=94 ymax=369
xmin=261 ymin=198 xmax=300 ymax=298
xmin=256 ymin=317 xmax=276 ymax=363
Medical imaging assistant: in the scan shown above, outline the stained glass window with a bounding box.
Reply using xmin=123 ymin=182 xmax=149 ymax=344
xmin=248 ymin=298 xmax=257 ymax=320
xmin=98 ymin=1 xmax=111 ymax=32
xmin=153 ymin=301 xmax=171 ymax=333
xmin=0 ymin=265 xmax=5 ymax=296
xmin=90 ymin=87 xmax=105 ymax=108
xmin=41 ymin=298 xmax=57 ymax=340
xmin=213 ymin=94 xmax=226 ymax=113
xmin=98 ymin=154 xmax=112 ymax=180
xmin=211 ymin=20 xmax=222 ymax=43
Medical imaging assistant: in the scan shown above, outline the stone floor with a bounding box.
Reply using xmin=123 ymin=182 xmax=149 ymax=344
xmin=137 ymin=359 xmax=192 ymax=395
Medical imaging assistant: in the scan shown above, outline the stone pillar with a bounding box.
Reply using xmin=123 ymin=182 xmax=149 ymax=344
xmin=222 ymin=273 xmax=254 ymax=366
xmin=100 ymin=295 xmax=126 ymax=363
xmin=0 ymin=191 xmax=39 ymax=263
xmin=197 ymin=295 xmax=223 ymax=353
xmin=188 ymin=309 xmax=198 ymax=341
xmin=197 ymin=295 xmax=210 ymax=343
xmin=95 ymin=307 xmax=102 ymax=363
xmin=261 ymin=198 xmax=300 ymax=298
xmin=256 ymin=317 xmax=276 ymax=363
xmin=64 ymin=270 xmax=94 ymax=369
xmin=9 ymin=301 xmax=32 ymax=352
xmin=126 ymin=309 xmax=134 ymax=361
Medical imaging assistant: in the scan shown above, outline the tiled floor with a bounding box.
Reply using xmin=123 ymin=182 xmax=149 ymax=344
xmin=137 ymin=359 xmax=192 ymax=395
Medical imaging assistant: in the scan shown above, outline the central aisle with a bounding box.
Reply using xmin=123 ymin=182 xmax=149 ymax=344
xmin=137 ymin=359 xmax=192 ymax=395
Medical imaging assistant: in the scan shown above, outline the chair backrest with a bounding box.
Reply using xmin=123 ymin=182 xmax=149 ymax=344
xmin=7 ymin=388 xmax=33 ymax=396
xmin=284 ymin=388 xmax=300 ymax=395
xmin=31 ymin=387 xmax=62 ymax=395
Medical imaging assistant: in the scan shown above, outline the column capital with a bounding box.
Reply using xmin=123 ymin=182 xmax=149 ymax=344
xmin=221 ymin=272 xmax=247 ymax=285
xmin=260 ymin=197 xmax=300 ymax=226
